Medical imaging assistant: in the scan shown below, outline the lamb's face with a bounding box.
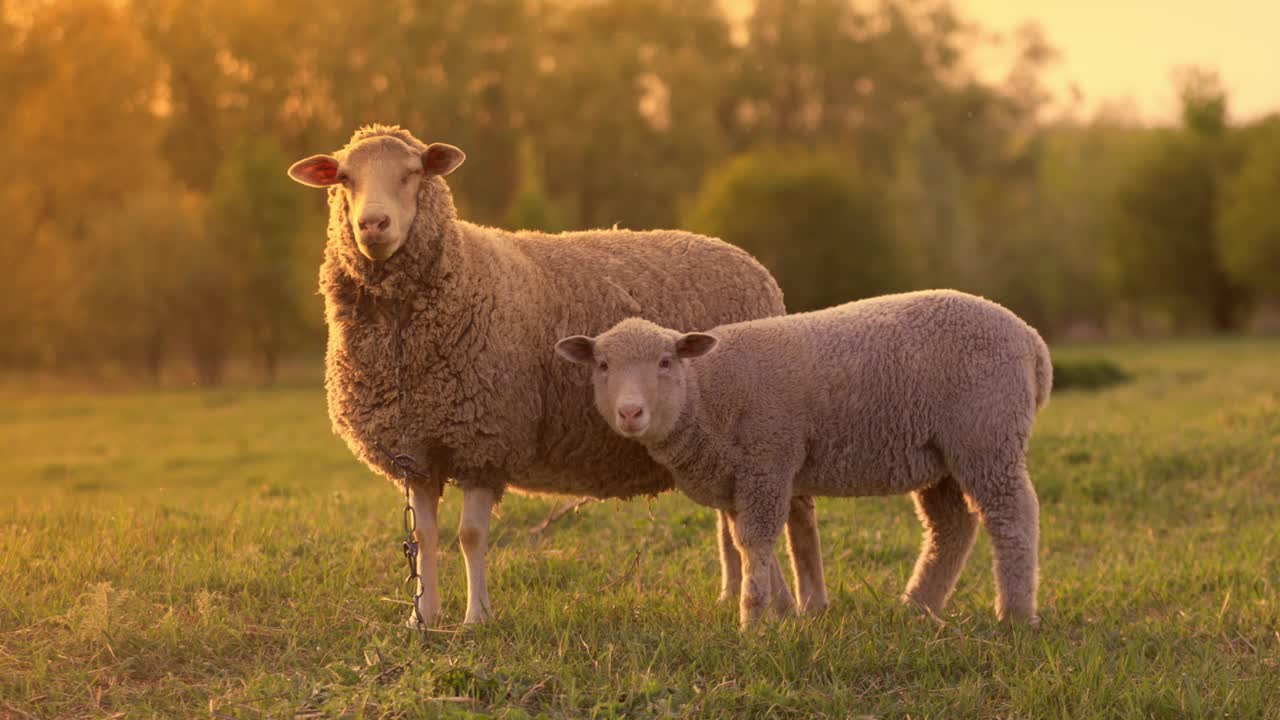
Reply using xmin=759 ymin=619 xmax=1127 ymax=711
xmin=287 ymin=135 xmax=465 ymax=261
xmin=555 ymin=319 xmax=718 ymax=445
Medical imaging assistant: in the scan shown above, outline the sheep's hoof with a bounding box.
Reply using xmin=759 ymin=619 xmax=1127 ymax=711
xmin=462 ymin=609 xmax=491 ymax=625
xmin=404 ymin=609 xmax=437 ymax=630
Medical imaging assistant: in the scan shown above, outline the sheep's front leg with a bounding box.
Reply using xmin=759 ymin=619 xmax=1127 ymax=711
xmin=716 ymin=510 xmax=743 ymax=603
xmin=724 ymin=512 xmax=795 ymax=617
xmin=406 ymin=476 xmax=442 ymax=628
xmin=459 ymin=486 xmax=495 ymax=624
xmin=785 ymin=495 xmax=829 ymax=614
xmin=728 ymin=480 xmax=792 ymax=628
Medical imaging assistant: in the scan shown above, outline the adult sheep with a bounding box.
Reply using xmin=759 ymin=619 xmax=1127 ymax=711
xmin=556 ymin=290 xmax=1051 ymax=628
xmin=286 ymin=124 xmax=828 ymax=627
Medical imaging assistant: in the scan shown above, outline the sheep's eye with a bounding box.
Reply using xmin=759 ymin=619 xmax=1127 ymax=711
xmin=401 ymin=170 xmax=419 ymax=184
xmin=658 ymin=358 xmax=671 ymax=370
xmin=336 ymin=173 xmax=350 ymax=186
xmin=597 ymin=362 xmax=608 ymax=373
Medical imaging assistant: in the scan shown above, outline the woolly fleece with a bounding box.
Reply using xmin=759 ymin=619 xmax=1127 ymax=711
xmin=318 ymin=125 xmax=787 ymax=498
xmin=573 ymin=290 xmax=1052 ymax=625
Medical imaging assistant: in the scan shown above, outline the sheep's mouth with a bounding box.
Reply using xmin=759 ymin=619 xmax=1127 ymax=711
xmin=359 ymin=240 xmax=400 ymax=261
xmin=615 ymin=421 xmax=650 ymax=438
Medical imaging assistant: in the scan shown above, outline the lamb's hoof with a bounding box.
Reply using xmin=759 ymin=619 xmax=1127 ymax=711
xmin=998 ymin=613 xmax=1040 ymax=629
xmin=799 ymin=599 xmax=830 ymax=616
xmin=900 ymin=593 xmax=946 ymax=625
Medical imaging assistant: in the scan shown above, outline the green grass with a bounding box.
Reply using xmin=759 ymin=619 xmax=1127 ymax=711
xmin=2 ymin=338 xmax=1278 ymax=719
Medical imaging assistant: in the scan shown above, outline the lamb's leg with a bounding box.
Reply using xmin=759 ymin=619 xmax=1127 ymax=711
xmin=785 ymin=495 xmax=829 ymax=614
xmin=724 ymin=512 xmax=793 ymax=615
xmin=967 ymin=461 xmax=1040 ymax=625
xmin=901 ymin=475 xmax=978 ymax=616
xmin=716 ymin=510 xmax=743 ymax=602
xmin=406 ymin=476 xmax=442 ymax=628
xmin=458 ymin=486 xmax=495 ymax=624
xmin=766 ymin=552 xmax=797 ymax=617
xmin=728 ymin=487 xmax=791 ymax=629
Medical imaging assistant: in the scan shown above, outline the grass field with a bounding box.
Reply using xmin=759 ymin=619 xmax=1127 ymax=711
xmin=2 ymin=339 xmax=1278 ymax=719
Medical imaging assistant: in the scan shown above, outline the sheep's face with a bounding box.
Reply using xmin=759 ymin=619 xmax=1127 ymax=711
xmin=288 ymin=136 xmax=465 ymax=261
xmin=555 ymin=319 xmax=718 ymax=445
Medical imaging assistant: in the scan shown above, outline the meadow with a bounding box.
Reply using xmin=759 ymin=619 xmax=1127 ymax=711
xmin=2 ymin=339 xmax=1278 ymax=719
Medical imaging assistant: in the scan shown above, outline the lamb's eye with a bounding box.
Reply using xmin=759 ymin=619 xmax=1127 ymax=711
xmin=658 ymin=358 xmax=671 ymax=369
xmin=597 ymin=362 xmax=608 ymax=373
xmin=336 ymin=173 xmax=350 ymax=186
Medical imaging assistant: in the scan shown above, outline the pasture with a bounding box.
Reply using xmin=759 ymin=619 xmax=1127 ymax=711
xmin=2 ymin=339 xmax=1278 ymax=718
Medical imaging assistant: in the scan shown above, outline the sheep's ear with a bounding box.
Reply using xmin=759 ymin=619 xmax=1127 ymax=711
xmin=555 ymin=335 xmax=596 ymax=364
xmin=675 ymin=333 xmax=718 ymax=359
xmin=423 ymin=143 xmax=466 ymax=176
xmin=287 ymin=155 xmax=341 ymax=187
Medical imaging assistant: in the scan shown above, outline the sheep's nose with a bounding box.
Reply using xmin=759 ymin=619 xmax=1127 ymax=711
xmin=617 ymin=403 xmax=645 ymax=425
xmin=358 ymin=213 xmax=390 ymax=233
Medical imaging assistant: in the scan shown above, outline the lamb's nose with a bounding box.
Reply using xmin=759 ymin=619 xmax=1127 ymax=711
xmin=358 ymin=213 xmax=390 ymax=232
xmin=617 ymin=403 xmax=645 ymax=424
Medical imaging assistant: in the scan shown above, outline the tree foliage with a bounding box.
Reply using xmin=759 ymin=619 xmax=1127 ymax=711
xmin=1216 ymin=119 xmax=1280 ymax=298
xmin=2 ymin=1 xmax=1277 ymax=382
xmin=685 ymin=151 xmax=896 ymax=311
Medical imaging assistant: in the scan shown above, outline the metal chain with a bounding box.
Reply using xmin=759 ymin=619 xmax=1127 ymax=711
xmin=398 ymin=452 xmax=425 ymax=632
xmin=374 ymin=296 xmax=432 ymax=635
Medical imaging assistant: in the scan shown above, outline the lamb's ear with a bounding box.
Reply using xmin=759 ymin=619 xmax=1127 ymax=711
xmin=287 ymin=155 xmax=341 ymax=187
xmin=422 ymin=143 xmax=466 ymax=176
xmin=675 ymin=332 xmax=718 ymax=359
xmin=555 ymin=335 xmax=596 ymax=364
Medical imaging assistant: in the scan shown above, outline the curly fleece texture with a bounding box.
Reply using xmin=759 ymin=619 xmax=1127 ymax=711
xmin=590 ymin=290 xmax=1052 ymax=624
xmin=318 ymin=125 xmax=787 ymax=500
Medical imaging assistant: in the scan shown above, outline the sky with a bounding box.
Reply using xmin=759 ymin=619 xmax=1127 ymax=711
xmin=955 ymin=0 xmax=1280 ymax=123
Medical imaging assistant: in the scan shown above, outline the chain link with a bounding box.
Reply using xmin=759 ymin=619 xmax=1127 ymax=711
xmin=399 ymin=458 xmax=425 ymax=632
xmin=374 ymin=296 xmax=435 ymax=636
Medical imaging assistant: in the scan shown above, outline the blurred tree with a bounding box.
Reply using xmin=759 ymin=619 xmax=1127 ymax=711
xmin=1109 ymin=71 xmax=1245 ymax=331
xmin=1173 ymin=66 xmax=1228 ymax=139
xmin=81 ymin=190 xmax=203 ymax=381
xmin=209 ymin=139 xmax=304 ymax=382
xmin=1025 ymin=121 xmax=1151 ymax=335
xmin=505 ymin=137 xmax=563 ymax=232
xmin=534 ymin=0 xmax=736 ymax=229
xmin=888 ymin=116 xmax=979 ymax=291
xmin=1217 ymin=118 xmax=1280 ymax=299
xmin=1 ymin=0 xmax=166 ymax=367
xmin=685 ymin=150 xmax=897 ymax=311
xmin=1110 ymin=133 xmax=1241 ymax=331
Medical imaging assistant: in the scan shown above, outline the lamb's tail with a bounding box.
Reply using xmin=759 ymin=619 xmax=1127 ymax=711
xmin=1031 ymin=330 xmax=1053 ymax=410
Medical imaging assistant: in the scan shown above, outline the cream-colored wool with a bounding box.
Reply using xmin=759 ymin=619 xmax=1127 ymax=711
xmin=558 ymin=290 xmax=1051 ymax=627
xmin=295 ymin=125 xmax=826 ymax=626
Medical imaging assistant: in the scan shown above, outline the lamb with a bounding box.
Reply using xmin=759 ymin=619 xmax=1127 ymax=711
xmin=286 ymin=124 xmax=828 ymax=628
xmin=555 ymin=289 xmax=1052 ymax=628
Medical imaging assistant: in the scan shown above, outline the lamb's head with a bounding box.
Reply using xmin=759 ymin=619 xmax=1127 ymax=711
xmin=287 ymin=126 xmax=465 ymax=261
xmin=555 ymin=318 xmax=718 ymax=445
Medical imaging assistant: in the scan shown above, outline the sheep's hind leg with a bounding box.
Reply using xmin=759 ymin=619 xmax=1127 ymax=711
xmin=785 ymin=495 xmax=829 ymax=614
xmin=716 ymin=510 xmax=743 ymax=603
xmin=901 ymin=475 xmax=978 ymax=617
xmin=459 ymin=486 xmax=496 ymax=624
xmin=966 ymin=460 xmax=1040 ymax=625
xmin=406 ymin=476 xmax=443 ymax=628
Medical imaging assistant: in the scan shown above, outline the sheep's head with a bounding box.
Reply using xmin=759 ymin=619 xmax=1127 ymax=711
xmin=288 ymin=131 xmax=465 ymax=261
xmin=555 ymin=319 xmax=718 ymax=445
